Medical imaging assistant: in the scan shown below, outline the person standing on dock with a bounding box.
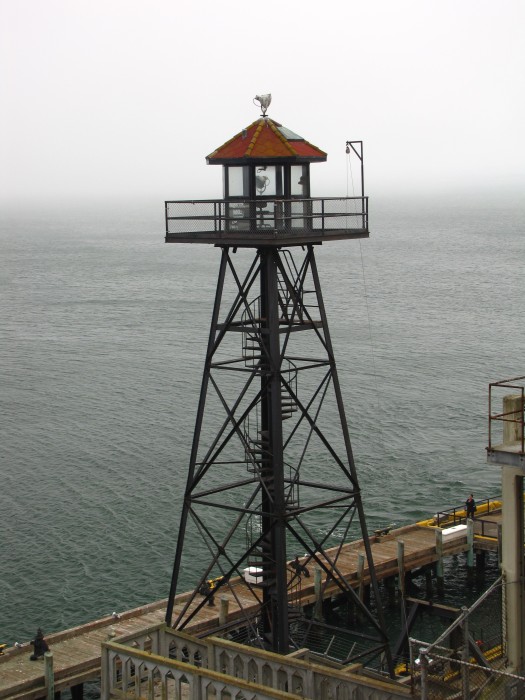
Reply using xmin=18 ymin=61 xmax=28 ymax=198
xmin=465 ymin=494 xmax=476 ymax=519
xmin=29 ymin=628 xmax=49 ymax=660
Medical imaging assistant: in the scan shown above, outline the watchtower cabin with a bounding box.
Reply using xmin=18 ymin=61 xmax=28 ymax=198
xmin=165 ymin=106 xmax=367 ymax=246
xmin=164 ymin=96 xmax=391 ymax=672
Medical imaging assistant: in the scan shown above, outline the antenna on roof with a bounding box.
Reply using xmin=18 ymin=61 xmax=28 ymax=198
xmin=254 ymin=93 xmax=271 ymax=117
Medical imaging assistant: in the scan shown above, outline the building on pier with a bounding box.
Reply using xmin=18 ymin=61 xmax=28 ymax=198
xmin=486 ymin=376 xmax=525 ymax=673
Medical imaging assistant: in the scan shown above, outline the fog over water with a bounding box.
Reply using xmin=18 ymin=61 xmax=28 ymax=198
xmin=1 ymin=1 xmax=524 ymax=205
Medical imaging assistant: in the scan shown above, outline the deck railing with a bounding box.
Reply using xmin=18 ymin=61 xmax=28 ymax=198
xmin=165 ymin=196 xmax=368 ymax=240
xmin=101 ymin=624 xmax=410 ymax=700
xmin=488 ymin=376 xmax=525 ymax=454
xmin=433 ymin=495 xmax=501 ymax=528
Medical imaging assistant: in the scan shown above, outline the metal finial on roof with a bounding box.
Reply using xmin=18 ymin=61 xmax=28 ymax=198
xmin=254 ymin=93 xmax=271 ymax=117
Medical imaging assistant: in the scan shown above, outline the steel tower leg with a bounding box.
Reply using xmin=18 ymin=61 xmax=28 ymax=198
xmin=165 ymin=248 xmax=229 ymax=626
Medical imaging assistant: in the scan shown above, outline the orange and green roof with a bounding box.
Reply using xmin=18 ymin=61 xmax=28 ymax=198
xmin=206 ymin=117 xmax=327 ymax=165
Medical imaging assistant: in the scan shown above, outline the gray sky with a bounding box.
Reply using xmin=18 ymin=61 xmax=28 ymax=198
xmin=1 ymin=0 xmax=524 ymax=204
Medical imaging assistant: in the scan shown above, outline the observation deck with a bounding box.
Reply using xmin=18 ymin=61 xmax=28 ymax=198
xmin=165 ymin=195 xmax=368 ymax=246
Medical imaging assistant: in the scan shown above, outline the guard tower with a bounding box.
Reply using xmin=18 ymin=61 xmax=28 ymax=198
xmin=165 ymin=96 xmax=391 ymax=670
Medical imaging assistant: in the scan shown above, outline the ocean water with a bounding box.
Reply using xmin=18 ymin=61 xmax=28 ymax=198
xmin=0 ymin=194 xmax=522 ymax=645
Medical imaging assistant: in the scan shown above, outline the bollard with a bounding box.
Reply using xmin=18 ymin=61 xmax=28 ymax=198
xmin=219 ymin=596 xmax=229 ymax=626
xmin=44 ymin=651 xmax=54 ymax=700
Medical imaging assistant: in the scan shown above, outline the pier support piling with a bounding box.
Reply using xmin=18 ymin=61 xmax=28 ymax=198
xmin=476 ymin=550 xmax=486 ymax=573
xmin=424 ymin=567 xmax=433 ymax=597
xmin=219 ymin=596 xmax=229 ymax=626
xmin=314 ymin=566 xmax=323 ymax=621
xmin=435 ymin=530 xmax=444 ymax=595
xmin=71 ymin=685 xmax=83 ymax=700
xmin=466 ymin=519 xmax=475 ymax=584
xmin=397 ymin=540 xmax=405 ymax=598
xmin=466 ymin=519 xmax=474 ymax=569
xmin=44 ymin=652 xmax=54 ymax=700
xmin=385 ymin=575 xmax=396 ymax=607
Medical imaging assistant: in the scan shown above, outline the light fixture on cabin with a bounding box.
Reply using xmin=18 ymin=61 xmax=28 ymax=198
xmin=256 ymin=174 xmax=270 ymax=193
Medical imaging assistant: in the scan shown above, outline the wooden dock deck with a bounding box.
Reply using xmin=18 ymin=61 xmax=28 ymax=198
xmin=0 ymin=512 xmax=500 ymax=699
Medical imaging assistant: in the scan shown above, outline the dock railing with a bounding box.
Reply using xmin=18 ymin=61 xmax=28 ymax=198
xmin=431 ymin=495 xmax=501 ymax=528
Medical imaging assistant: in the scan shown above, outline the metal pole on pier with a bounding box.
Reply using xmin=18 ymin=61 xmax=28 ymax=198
xmin=461 ymin=606 xmax=470 ymax=699
xmin=44 ymin=651 xmax=54 ymax=700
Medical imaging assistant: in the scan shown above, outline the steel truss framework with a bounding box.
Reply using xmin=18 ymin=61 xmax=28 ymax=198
xmin=166 ymin=243 xmax=392 ymax=670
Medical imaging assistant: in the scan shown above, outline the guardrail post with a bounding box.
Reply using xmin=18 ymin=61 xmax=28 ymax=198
xmin=44 ymin=651 xmax=54 ymax=700
xmin=100 ymin=644 xmax=110 ymax=700
xmin=419 ymin=648 xmax=429 ymax=700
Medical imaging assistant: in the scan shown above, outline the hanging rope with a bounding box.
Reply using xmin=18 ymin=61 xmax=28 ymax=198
xmin=346 ymin=148 xmax=385 ymax=450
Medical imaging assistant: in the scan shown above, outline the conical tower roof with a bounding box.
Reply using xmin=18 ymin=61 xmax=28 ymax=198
xmin=206 ymin=117 xmax=327 ymax=165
